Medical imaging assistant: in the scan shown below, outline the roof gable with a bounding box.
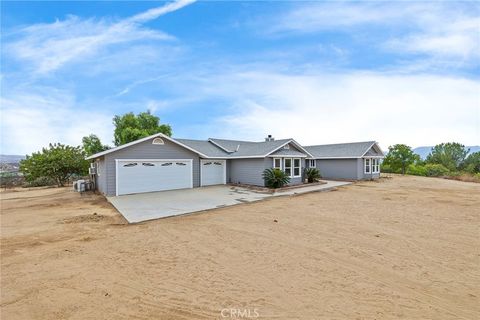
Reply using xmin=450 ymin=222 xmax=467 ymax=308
xmin=305 ymin=141 xmax=383 ymax=159
xmin=86 ymin=133 xmax=209 ymax=160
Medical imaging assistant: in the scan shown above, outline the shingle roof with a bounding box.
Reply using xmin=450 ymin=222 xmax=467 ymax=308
xmin=177 ymin=137 xmax=302 ymax=158
xmin=85 ymin=132 xmax=311 ymax=160
xmin=304 ymin=141 xmax=379 ymax=159
xmin=175 ymin=139 xmax=229 ymax=158
xmin=270 ymin=148 xmax=308 ymax=157
xmin=209 ymin=138 xmax=293 ymax=157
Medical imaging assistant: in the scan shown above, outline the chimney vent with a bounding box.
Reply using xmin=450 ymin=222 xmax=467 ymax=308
xmin=265 ymin=134 xmax=274 ymax=141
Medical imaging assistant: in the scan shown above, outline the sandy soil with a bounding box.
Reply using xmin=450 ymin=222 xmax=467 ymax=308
xmin=1 ymin=176 xmax=479 ymax=319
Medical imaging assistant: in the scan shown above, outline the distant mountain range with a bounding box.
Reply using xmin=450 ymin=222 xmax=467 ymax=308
xmin=0 ymin=154 xmax=26 ymax=163
xmin=0 ymin=155 xmax=25 ymax=173
xmin=413 ymin=146 xmax=480 ymax=160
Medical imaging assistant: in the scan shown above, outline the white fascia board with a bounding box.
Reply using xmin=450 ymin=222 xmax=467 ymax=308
xmin=360 ymin=142 xmax=378 ymax=158
xmin=314 ymin=156 xmax=359 ymax=159
xmin=267 ymin=155 xmax=307 ymax=158
xmin=266 ymin=139 xmax=314 ymax=158
xmin=86 ymin=133 xmax=209 ymax=160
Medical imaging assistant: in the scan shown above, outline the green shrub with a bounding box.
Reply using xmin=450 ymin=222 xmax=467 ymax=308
xmin=380 ymin=164 xmax=392 ymax=173
xmin=406 ymin=164 xmax=427 ymax=176
xmin=380 ymin=164 xmax=401 ymax=173
xmin=23 ymin=176 xmax=56 ymax=187
xmin=262 ymin=168 xmax=290 ymax=189
xmin=424 ymin=163 xmax=449 ymax=177
xmin=304 ymin=168 xmax=321 ymax=183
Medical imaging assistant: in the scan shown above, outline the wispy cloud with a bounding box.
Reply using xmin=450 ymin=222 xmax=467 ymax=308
xmin=265 ymin=2 xmax=480 ymax=65
xmin=127 ymin=0 xmax=196 ymax=24
xmin=0 ymin=89 xmax=114 ymax=154
xmin=4 ymin=0 xmax=196 ymax=74
xmin=115 ymin=74 xmax=174 ymax=96
xmin=168 ymin=69 xmax=480 ymax=148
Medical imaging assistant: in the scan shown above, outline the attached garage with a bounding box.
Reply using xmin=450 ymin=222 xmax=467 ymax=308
xmin=200 ymin=159 xmax=226 ymax=186
xmin=116 ymin=159 xmax=193 ymax=196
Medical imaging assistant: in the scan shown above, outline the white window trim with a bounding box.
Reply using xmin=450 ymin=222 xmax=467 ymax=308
xmin=282 ymin=158 xmax=301 ymax=178
xmin=283 ymin=158 xmax=292 ymax=176
xmin=372 ymin=158 xmax=380 ymax=173
xmin=273 ymin=158 xmax=282 ymax=170
xmin=308 ymin=159 xmax=315 ymax=167
xmin=364 ymin=158 xmax=371 ymax=174
xmin=293 ymin=158 xmax=301 ymax=178
xmin=152 ymin=137 xmax=165 ymax=145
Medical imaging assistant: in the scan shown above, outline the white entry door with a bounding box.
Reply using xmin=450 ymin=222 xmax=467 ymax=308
xmin=116 ymin=159 xmax=193 ymax=196
xmin=201 ymin=160 xmax=226 ymax=186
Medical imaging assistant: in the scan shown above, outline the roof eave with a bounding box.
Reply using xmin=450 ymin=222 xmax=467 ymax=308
xmin=85 ymin=133 xmax=209 ymax=160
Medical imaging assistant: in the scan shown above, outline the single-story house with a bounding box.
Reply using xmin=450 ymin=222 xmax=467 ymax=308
xmin=304 ymin=141 xmax=384 ymax=180
xmin=86 ymin=134 xmax=384 ymax=196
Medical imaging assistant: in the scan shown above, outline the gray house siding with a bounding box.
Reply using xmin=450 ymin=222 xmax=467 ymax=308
xmin=95 ymin=157 xmax=107 ymax=194
xmin=270 ymin=143 xmax=305 ymax=156
xmin=357 ymin=158 xmax=381 ymax=180
xmin=364 ymin=145 xmax=383 ymax=157
xmin=229 ymin=158 xmax=267 ymax=186
xmin=229 ymin=157 xmax=305 ymax=186
xmin=316 ymin=158 xmax=380 ymax=180
xmin=316 ymin=159 xmax=359 ymax=180
xmin=102 ymin=138 xmax=200 ymax=196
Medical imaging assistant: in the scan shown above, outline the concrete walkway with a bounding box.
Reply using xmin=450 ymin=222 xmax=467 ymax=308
xmin=108 ymin=180 xmax=351 ymax=223
xmin=272 ymin=180 xmax=351 ymax=196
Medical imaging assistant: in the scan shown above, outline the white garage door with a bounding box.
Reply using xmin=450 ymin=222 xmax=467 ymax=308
xmin=201 ymin=160 xmax=226 ymax=186
xmin=116 ymin=159 xmax=193 ymax=196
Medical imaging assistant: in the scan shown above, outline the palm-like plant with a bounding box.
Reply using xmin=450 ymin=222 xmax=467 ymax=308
xmin=305 ymin=168 xmax=321 ymax=183
xmin=262 ymin=168 xmax=290 ymax=189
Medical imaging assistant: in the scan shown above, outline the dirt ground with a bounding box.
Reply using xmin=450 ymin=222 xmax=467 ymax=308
xmin=1 ymin=176 xmax=479 ymax=319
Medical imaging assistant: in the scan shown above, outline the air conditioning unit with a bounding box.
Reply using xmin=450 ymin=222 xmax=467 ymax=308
xmin=89 ymin=167 xmax=96 ymax=175
xmin=73 ymin=180 xmax=86 ymax=192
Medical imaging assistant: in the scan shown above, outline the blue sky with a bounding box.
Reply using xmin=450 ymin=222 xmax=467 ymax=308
xmin=1 ymin=0 xmax=479 ymax=155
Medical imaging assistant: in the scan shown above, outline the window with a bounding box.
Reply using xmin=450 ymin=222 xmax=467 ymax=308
xmin=309 ymin=159 xmax=315 ymax=167
xmin=293 ymin=159 xmax=301 ymax=177
xmin=372 ymin=159 xmax=380 ymax=173
xmin=142 ymin=162 xmax=155 ymax=167
xmin=281 ymin=158 xmax=301 ymax=177
xmin=273 ymin=158 xmax=282 ymax=170
xmin=283 ymin=144 xmax=290 ymax=149
xmin=364 ymin=158 xmax=371 ymax=174
xmin=284 ymin=158 xmax=292 ymax=176
xmin=123 ymin=163 xmax=138 ymax=167
xmin=152 ymin=137 xmax=164 ymax=145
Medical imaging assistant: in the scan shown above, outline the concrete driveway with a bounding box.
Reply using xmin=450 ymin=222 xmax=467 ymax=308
xmin=108 ymin=181 xmax=350 ymax=223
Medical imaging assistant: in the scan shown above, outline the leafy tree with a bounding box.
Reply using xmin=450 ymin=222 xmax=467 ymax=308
xmin=262 ymin=168 xmax=290 ymax=188
xmin=382 ymin=144 xmax=419 ymax=174
xmin=462 ymin=152 xmax=480 ymax=173
xmin=113 ymin=110 xmax=172 ymax=146
xmin=426 ymin=143 xmax=469 ymax=171
xmin=19 ymin=143 xmax=89 ymax=187
xmin=82 ymin=134 xmax=110 ymax=156
xmin=305 ymin=168 xmax=321 ymax=183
